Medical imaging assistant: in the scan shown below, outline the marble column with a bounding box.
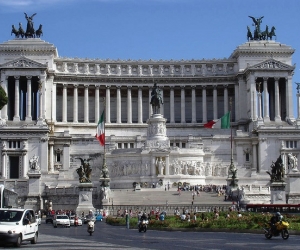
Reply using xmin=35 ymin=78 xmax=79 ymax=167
xmin=13 ymin=76 xmax=20 ymax=121
xmin=286 ymin=76 xmax=295 ymax=120
xmin=22 ymin=152 xmax=27 ymax=178
xmin=160 ymin=88 xmax=164 ymax=116
xmin=296 ymin=92 xmax=300 ymax=126
xmin=1 ymin=149 xmax=7 ymax=178
xmin=127 ymin=86 xmax=132 ymax=124
xmin=106 ymin=86 xmax=111 ymax=123
xmin=138 ymin=87 xmax=143 ymax=124
xmin=25 ymin=76 xmax=32 ymax=121
xmin=49 ymin=142 xmax=54 ymax=172
xmin=252 ymin=142 xmax=258 ymax=176
xmin=95 ymin=85 xmax=100 ymax=123
xmin=73 ymin=85 xmax=78 ymax=123
xmin=116 ymin=85 xmax=121 ymax=123
xmin=274 ymin=78 xmax=281 ymax=122
xmin=202 ymin=86 xmax=207 ymax=123
xmin=257 ymin=91 xmax=264 ymax=126
xmin=148 ymin=87 xmax=152 ymax=117
xmin=170 ymin=86 xmax=175 ymax=123
xmin=224 ymin=85 xmax=228 ymax=114
xmin=213 ymin=85 xmax=218 ymax=120
xmin=235 ymin=82 xmax=240 ymax=122
xmin=165 ymin=155 xmax=170 ymax=176
xmin=38 ymin=83 xmax=43 ymax=122
xmin=180 ymin=86 xmax=186 ymax=123
xmin=151 ymin=156 xmax=156 ymax=176
xmin=84 ymin=84 xmax=89 ymax=123
xmin=62 ymin=84 xmax=67 ymax=122
xmin=51 ymin=79 xmax=56 ymax=122
xmin=0 ymin=76 xmax=8 ymax=120
xmin=263 ymin=78 xmax=270 ymax=122
xmin=191 ymin=86 xmax=196 ymax=123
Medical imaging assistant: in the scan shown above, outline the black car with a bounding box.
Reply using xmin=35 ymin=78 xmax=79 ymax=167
xmin=46 ymin=214 xmax=54 ymax=224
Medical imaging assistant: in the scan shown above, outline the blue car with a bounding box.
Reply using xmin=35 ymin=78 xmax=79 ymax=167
xmin=95 ymin=214 xmax=103 ymax=222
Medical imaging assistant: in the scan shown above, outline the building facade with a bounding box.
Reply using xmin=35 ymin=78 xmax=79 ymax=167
xmin=0 ymin=37 xmax=298 ymax=210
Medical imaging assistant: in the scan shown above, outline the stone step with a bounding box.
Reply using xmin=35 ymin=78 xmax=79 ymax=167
xmin=108 ymin=188 xmax=226 ymax=205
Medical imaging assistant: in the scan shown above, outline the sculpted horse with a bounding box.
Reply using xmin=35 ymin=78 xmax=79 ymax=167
xmin=247 ymin=26 xmax=253 ymax=41
xmin=35 ymin=24 xmax=43 ymax=38
xmin=18 ymin=23 xmax=25 ymax=38
xmin=11 ymin=25 xmax=19 ymax=38
xmin=150 ymin=83 xmax=163 ymax=114
xmin=267 ymin=26 xmax=276 ymax=40
xmin=260 ymin=25 xmax=269 ymax=40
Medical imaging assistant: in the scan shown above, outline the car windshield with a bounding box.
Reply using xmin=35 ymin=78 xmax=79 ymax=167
xmin=57 ymin=215 xmax=69 ymax=219
xmin=0 ymin=210 xmax=23 ymax=222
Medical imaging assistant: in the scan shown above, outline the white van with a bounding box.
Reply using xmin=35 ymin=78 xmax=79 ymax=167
xmin=0 ymin=208 xmax=38 ymax=247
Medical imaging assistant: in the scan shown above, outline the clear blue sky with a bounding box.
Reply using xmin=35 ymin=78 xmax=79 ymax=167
xmin=0 ymin=0 xmax=299 ymax=117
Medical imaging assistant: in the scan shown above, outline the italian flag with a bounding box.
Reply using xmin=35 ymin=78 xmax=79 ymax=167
xmin=96 ymin=110 xmax=105 ymax=146
xmin=204 ymin=112 xmax=230 ymax=129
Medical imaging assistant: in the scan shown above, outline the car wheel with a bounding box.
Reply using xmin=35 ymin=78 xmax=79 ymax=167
xmin=14 ymin=234 xmax=22 ymax=247
xmin=31 ymin=233 xmax=38 ymax=244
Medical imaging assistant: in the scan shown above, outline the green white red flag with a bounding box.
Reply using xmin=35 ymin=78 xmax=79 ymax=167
xmin=204 ymin=112 xmax=230 ymax=129
xmin=96 ymin=110 xmax=105 ymax=146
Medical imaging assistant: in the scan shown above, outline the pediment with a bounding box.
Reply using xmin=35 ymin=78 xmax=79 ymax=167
xmin=0 ymin=56 xmax=47 ymax=69
xmin=249 ymin=59 xmax=294 ymax=71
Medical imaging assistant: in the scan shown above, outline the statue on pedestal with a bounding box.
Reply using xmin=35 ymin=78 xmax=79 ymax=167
xmin=266 ymin=155 xmax=284 ymax=182
xmin=150 ymin=83 xmax=163 ymax=114
xmin=288 ymin=153 xmax=298 ymax=172
xmin=76 ymin=158 xmax=92 ymax=183
xmin=29 ymin=155 xmax=40 ymax=171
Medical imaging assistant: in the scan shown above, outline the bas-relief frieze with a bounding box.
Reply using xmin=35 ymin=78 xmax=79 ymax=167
xmin=108 ymin=161 xmax=150 ymax=177
xmin=144 ymin=140 xmax=169 ymax=149
xmin=170 ymin=160 xmax=228 ymax=177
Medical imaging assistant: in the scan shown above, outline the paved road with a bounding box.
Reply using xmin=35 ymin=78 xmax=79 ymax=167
xmin=2 ymin=221 xmax=300 ymax=250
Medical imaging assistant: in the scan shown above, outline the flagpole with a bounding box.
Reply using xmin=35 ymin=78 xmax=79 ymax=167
xmin=228 ymin=97 xmax=238 ymax=188
xmin=100 ymin=97 xmax=110 ymax=188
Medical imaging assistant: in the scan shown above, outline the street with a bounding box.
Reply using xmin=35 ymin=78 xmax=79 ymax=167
xmin=1 ymin=219 xmax=300 ymax=250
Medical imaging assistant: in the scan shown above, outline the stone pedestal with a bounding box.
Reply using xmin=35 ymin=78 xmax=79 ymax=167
xmin=24 ymin=171 xmax=42 ymax=210
xmin=76 ymin=183 xmax=94 ymax=215
xmin=270 ymin=182 xmax=286 ymax=204
xmin=144 ymin=114 xmax=170 ymax=149
xmin=286 ymin=171 xmax=300 ymax=204
xmin=135 ymin=183 xmax=141 ymax=191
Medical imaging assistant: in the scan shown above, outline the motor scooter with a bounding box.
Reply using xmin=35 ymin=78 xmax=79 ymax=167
xmin=74 ymin=216 xmax=79 ymax=227
xmin=87 ymin=220 xmax=95 ymax=236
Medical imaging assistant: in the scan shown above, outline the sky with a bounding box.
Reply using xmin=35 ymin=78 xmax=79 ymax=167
xmin=0 ymin=0 xmax=300 ymax=117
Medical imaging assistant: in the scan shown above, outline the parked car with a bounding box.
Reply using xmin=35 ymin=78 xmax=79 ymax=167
xmin=95 ymin=214 xmax=103 ymax=222
xmin=46 ymin=214 xmax=54 ymax=224
xmin=53 ymin=215 xmax=70 ymax=228
xmin=0 ymin=208 xmax=38 ymax=247
xmin=69 ymin=215 xmax=82 ymax=226
xmin=35 ymin=215 xmax=41 ymax=225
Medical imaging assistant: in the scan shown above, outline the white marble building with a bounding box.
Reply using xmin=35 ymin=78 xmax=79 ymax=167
xmin=0 ymin=37 xmax=299 ymax=210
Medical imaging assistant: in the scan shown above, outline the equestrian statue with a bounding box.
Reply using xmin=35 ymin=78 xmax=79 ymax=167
xmin=150 ymin=82 xmax=163 ymax=114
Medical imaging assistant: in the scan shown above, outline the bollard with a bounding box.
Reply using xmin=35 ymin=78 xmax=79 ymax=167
xmin=125 ymin=212 xmax=130 ymax=229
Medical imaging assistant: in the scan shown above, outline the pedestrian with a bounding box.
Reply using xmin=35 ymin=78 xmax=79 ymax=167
xmin=165 ymin=185 xmax=167 ymax=191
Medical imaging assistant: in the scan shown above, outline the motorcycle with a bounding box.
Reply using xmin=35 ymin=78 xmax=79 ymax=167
xmin=138 ymin=219 xmax=149 ymax=233
xmin=87 ymin=220 xmax=95 ymax=236
xmin=263 ymin=221 xmax=289 ymax=240
xmin=74 ymin=216 xmax=79 ymax=227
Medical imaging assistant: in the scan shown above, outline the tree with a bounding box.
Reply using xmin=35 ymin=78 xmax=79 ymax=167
xmin=0 ymin=85 xmax=8 ymax=110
